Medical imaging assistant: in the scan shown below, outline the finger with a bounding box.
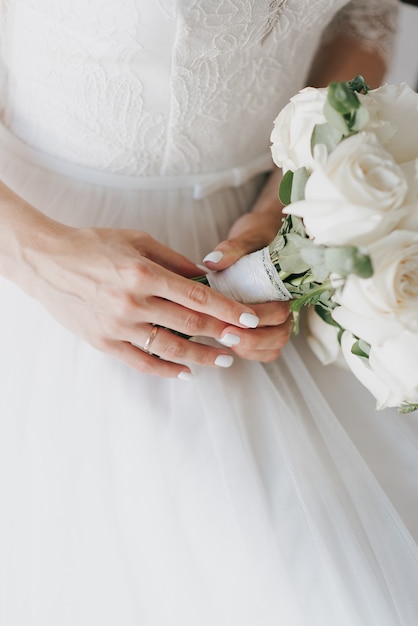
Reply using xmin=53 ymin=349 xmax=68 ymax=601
xmin=218 ymin=315 xmax=294 ymax=354
xmin=146 ymin=264 xmax=260 ymax=329
xmin=108 ymin=340 xmax=194 ymax=380
xmin=239 ymin=348 xmax=285 ymax=363
xmin=135 ymin=326 xmax=235 ymax=369
xmin=249 ymin=301 xmax=291 ymax=327
xmin=202 ymin=239 xmax=248 ymax=271
xmin=144 ymin=297 xmax=230 ymax=339
xmin=202 ymin=213 xmax=282 ymax=271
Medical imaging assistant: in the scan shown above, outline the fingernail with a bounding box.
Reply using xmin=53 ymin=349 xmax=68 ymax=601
xmin=203 ymin=250 xmax=224 ymax=264
xmin=214 ymin=354 xmax=234 ymax=368
xmin=218 ymin=333 xmax=241 ymax=347
xmin=177 ymin=371 xmax=193 ymax=381
xmin=196 ymin=264 xmax=209 ymax=273
xmin=239 ymin=312 xmax=259 ymax=328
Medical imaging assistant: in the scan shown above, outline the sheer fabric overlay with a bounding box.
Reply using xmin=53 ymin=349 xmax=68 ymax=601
xmin=1 ymin=117 xmax=418 ymax=626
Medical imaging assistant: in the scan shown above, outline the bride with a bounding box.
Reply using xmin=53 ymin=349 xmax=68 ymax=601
xmin=1 ymin=1 xmax=417 ymax=624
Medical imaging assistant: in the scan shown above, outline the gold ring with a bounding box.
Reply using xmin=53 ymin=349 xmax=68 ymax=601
xmin=143 ymin=325 xmax=159 ymax=354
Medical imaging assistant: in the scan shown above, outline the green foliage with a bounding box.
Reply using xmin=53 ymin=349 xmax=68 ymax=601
xmin=325 ymin=77 xmax=370 ymax=137
xmin=311 ymin=122 xmax=342 ymax=156
xmin=347 ymin=75 xmax=370 ymax=95
xmin=268 ymin=76 xmax=374 ymax=339
xmin=328 ymin=81 xmax=361 ymax=115
xmin=290 ymin=167 xmax=309 ymax=202
xmin=351 ymin=339 xmax=371 ymax=358
xmin=314 ymin=303 xmax=339 ymax=327
xmin=399 ymin=403 xmax=418 ymax=414
xmin=279 ymin=170 xmax=293 ymax=205
xmin=323 ymin=246 xmax=373 ymax=279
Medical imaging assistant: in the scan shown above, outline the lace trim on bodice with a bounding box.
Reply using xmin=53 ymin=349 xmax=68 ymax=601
xmin=0 ymin=1 xmax=400 ymax=177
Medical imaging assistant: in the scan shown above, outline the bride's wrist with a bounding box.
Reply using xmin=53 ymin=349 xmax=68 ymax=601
xmin=0 ymin=181 xmax=73 ymax=288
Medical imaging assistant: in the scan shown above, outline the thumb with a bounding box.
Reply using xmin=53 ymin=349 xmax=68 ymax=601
xmin=202 ymin=237 xmax=259 ymax=271
xmin=202 ymin=210 xmax=282 ymax=271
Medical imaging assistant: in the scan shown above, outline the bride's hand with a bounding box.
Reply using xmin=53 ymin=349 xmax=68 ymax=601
xmin=202 ymin=192 xmax=293 ymax=363
xmin=16 ymin=223 xmax=262 ymax=378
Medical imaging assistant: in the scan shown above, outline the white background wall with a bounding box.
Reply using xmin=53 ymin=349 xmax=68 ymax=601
xmin=386 ymin=3 xmax=418 ymax=86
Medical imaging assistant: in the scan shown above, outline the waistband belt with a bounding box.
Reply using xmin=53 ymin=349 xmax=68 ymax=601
xmin=0 ymin=123 xmax=274 ymax=198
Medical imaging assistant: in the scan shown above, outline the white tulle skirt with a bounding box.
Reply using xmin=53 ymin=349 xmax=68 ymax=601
xmin=1 ymin=125 xmax=418 ymax=626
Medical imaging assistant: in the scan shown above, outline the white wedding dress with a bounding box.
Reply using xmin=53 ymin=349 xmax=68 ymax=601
xmin=1 ymin=1 xmax=418 ymax=625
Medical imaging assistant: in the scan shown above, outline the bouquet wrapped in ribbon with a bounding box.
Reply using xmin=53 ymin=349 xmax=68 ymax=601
xmin=204 ymin=76 xmax=418 ymax=413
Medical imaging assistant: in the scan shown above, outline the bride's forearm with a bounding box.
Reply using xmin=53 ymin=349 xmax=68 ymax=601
xmin=245 ymin=167 xmax=284 ymax=239
xmin=223 ymin=167 xmax=284 ymax=255
xmin=307 ymin=35 xmax=387 ymax=89
xmin=0 ymin=180 xmax=68 ymax=288
xmin=251 ymin=167 xmax=283 ymax=215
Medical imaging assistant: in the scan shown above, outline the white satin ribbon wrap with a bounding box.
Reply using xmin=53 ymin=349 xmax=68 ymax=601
xmin=206 ymin=246 xmax=292 ymax=303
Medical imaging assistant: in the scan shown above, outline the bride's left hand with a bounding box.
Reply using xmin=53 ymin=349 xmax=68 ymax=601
xmin=202 ymin=196 xmax=293 ymax=363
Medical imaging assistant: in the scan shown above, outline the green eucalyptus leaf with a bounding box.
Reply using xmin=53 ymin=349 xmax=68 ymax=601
xmin=314 ymin=303 xmax=339 ymax=326
xmin=357 ymin=339 xmax=371 ymax=357
xmin=398 ymin=403 xmax=418 ymax=414
xmin=351 ymin=340 xmax=369 ymax=359
xmin=351 ymin=250 xmax=373 ymax=279
xmin=277 ymin=234 xmax=312 ymax=274
xmin=288 ymin=273 xmax=312 ymax=287
xmin=299 ymin=244 xmax=325 ymax=266
xmin=313 ymin=304 xmax=339 ymax=328
xmin=289 ymin=278 xmax=333 ymax=312
xmin=324 ymin=99 xmax=350 ymax=134
xmin=311 ymin=264 xmax=330 ymax=283
xmin=347 ymin=75 xmax=370 ymax=95
xmin=324 ymin=246 xmax=373 ymax=278
xmin=289 ymin=215 xmax=307 ymax=237
xmin=290 ymin=167 xmax=309 ymax=202
xmin=279 ymin=170 xmax=294 ymax=206
xmin=328 ymin=81 xmax=360 ymax=115
xmin=269 ymin=231 xmax=286 ymax=255
xmin=311 ymin=122 xmax=342 ymax=156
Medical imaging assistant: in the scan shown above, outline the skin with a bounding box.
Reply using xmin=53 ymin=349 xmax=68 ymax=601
xmin=0 ymin=36 xmax=386 ymax=379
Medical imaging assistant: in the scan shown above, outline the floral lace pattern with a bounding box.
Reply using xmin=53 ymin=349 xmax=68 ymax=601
xmin=0 ymin=0 xmax=399 ymax=177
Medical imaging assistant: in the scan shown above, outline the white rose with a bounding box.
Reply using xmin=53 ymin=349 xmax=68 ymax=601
xmin=400 ymin=158 xmax=418 ymax=205
xmin=397 ymin=159 xmax=418 ymax=230
xmin=360 ymin=83 xmax=418 ymax=164
xmin=270 ymin=86 xmax=327 ymax=172
xmin=369 ymin=330 xmax=418 ymax=408
xmin=285 ymin=132 xmax=408 ymax=246
xmin=305 ymin=307 xmax=346 ymax=367
xmin=340 ymin=331 xmax=408 ymax=410
xmin=332 ymin=230 xmax=418 ymax=345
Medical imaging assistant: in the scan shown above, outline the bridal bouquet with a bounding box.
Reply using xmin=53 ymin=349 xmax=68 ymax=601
xmin=203 ymin=75 xmax=418 ymax=413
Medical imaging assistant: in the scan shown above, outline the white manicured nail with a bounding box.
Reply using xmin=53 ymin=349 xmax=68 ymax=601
xmin=215 ymin=354 xmax=234 ymax=368
xmin=203 ymin=250 xmax=224 ymax=264
xmin=196 ymin=264 xmax=209 ymax=273
xmin=239 ymin=312 xmax=259 ymax=328
xmin=218 ymin=333 xmax=241 ymax=347
xmin=177 ymin=371 xmax=193 ymax=381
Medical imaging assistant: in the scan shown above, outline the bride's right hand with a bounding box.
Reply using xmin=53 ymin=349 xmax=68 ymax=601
xmin=16 ymin=223 xmax=261 ymax=378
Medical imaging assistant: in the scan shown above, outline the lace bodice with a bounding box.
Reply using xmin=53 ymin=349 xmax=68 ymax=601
xmin=0 ymin=0 xmax=399 ymax=177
